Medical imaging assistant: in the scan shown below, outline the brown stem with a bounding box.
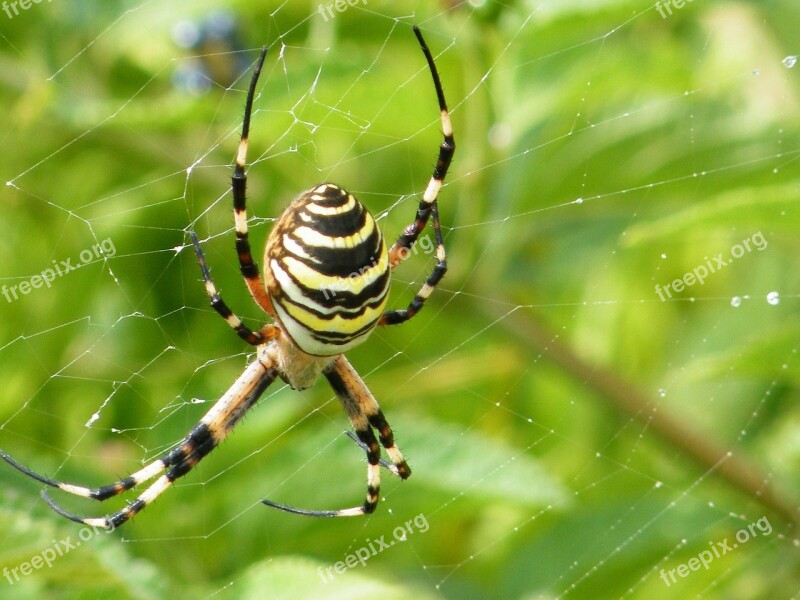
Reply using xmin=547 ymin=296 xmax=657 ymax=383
xmin=484 ymin=305 xmax=798 ymax=527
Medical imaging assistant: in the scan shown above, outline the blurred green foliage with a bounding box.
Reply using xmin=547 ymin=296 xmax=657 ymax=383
xmin=0 ymin=1 xmax=799 ymax=598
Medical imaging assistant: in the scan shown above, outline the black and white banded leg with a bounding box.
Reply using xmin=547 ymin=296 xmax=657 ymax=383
xmin=262 ymin=355 xmax=410 ymax=517
xmin=230 ymin=46 xmax=276 ymax=317
xmin=380 ymin=26 xmax=454 ymax=327
xmin=190 ymin=231 xmax=276 ymax=346
xmin=0 ymin=355 xmax=278 ymax=529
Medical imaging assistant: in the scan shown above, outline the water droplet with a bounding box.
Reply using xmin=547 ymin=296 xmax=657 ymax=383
xmin=753 ymin=68 xmax=760 ymax=76
xmin=731 ymin=296 xmax=742 ymax=307
xmin=658 ymin=388 xmax=666 ymax=398
xmin=575 ymin=197 xmax=584 ymax=204
xmin=660 ymin=253 xmax=667 ymax=259
xmin=767 ymin=291 xmax=780 ymax=305
xmin=783 ymin=55 xmax=797 ymax=69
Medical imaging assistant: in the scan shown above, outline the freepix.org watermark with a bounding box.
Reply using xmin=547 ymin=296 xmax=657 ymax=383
xmin=1 ymin=237 xmax=116 ymax=303
xmin=659 ymin=515 xmax=772 ymax=587
xmin=317 ymin=0 xmax=367 ymax=22
xmin=321 ymin=233 xmax=437 ymax=301
xmin=2 ymin=0 xmax=52 ymax=20
xmin=655 ymin=0 xmax=694 ymax=19
xmin=654 ymin=231 xmax=766 ymax=301
xmin=3 ymin=521 xmax=115 ymax=585
xmin=317 ymin=512 xmax=429 ymax=583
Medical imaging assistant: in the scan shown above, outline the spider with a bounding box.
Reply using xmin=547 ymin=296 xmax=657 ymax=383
xmin=0 ymin=26 xmax=454 ymax=529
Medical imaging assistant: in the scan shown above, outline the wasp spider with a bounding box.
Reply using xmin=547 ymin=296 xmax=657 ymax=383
xmin=0 ymin=26 xmax=454 ymax=529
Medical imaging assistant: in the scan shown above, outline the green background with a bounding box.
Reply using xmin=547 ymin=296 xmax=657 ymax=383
xmin=0 ymin=1 xmax=799 ymax=598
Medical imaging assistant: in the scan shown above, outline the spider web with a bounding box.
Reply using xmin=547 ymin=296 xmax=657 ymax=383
xmin=1 ymin=1 xmax=799 ymax=598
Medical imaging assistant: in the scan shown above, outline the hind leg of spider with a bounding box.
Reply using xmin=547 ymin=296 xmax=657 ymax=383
xmin=261 ymin=355 xmax=410 ymax=518
xmin=3 ymin=354 xmax=278 ymax=529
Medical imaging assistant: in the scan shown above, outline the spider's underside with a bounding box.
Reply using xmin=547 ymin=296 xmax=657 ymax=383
xmin=0 ymin=25 xmax=454 ymax=529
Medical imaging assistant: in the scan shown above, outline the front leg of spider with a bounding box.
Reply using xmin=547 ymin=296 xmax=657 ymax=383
xmin=258 ymin=26 xmax=453 ymax=517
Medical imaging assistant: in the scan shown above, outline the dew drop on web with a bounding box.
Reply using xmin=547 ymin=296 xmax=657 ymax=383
xmin=766 ymin=291 xmax=780 ymax=305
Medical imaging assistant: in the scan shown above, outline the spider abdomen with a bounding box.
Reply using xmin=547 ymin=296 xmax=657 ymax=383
xmin=265 ymin=184 xmax=390 ymax=356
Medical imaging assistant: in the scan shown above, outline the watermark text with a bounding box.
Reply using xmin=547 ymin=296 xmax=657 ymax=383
xmin=1 ymin=237 xmax=116 ymax=303
xmin=660 ymin=515 xmax=771 ymax=587
xmin=3 ymin=521 xmax=115 ymax=585
xmin=655 ymin=231 xmax=766 ymax=301
xmin=318 ymin=512 xmax=429 ymax=583
xmin=655 ymin=0 xmax=694 ymax=19
xmin=322 ymin=233 xmax=437 ymax=301
xmin=2 ymin=0 xmax=53 ymax=20
xmin=317 ymin=0 xmax=367 ymax=22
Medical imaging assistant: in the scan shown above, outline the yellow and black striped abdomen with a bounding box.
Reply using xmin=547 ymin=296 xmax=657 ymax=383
xmin=265 ymin=184 xmax=390 ymax=356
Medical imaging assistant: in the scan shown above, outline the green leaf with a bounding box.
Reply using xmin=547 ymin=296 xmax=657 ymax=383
xmin=215 ymin=556 xmax=441 ymax=600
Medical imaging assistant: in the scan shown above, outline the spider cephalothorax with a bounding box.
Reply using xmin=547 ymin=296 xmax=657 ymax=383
xmin=0 ymin=25 xmax=453 ymax=528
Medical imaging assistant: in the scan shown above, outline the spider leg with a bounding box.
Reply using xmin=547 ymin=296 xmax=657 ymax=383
xmin=190 ymin=232 xmax=278 ymax=346
xmin=0 ymin=447 xmax=168 ymax=502
xmin=344 ymin=430 xmax=402 ymax=475
xmin=380 ymin=26 xmax=454 ymax=327
xmin=231 ymin=46 xmax=275 ymax=317
xmin=2 ymin=354 xmax=278 ymax=529
xmin=261 ymin=355 xmax=409 ymax=518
